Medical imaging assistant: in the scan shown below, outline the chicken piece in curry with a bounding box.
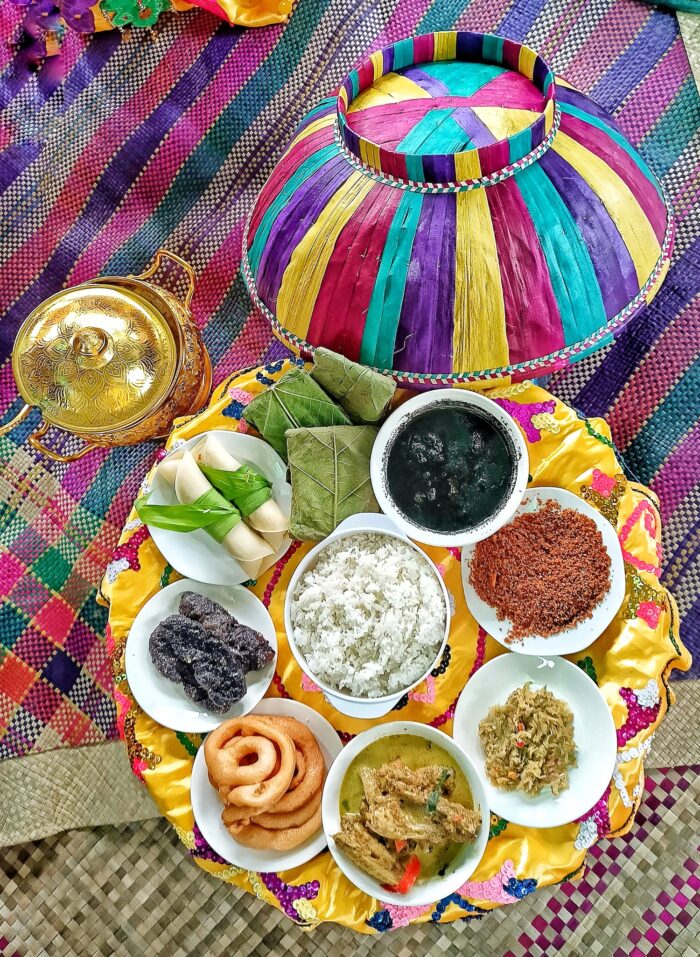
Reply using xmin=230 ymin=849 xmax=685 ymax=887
xmin=333 ymin=735 xmax=482 ymax=893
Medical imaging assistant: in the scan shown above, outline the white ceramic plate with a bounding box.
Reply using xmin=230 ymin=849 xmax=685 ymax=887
xmin=191 ymin=699 xmax=343 ymax=871
xmin=461 ymin=487 xmax=625 ymax=656
xmin=146 ymin=430 xmax=292 ymax=585
xmin=322 ymin=721 xmax=490 ymax=907
xmin=125 ymin=578 xmax=277 ymax=732
xmin=453 ymin=653 xmax=617 ymax=828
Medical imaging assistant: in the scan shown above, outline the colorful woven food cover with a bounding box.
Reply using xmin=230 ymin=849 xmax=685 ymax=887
xmin=244 ymin=32 xmax=674 ymax=385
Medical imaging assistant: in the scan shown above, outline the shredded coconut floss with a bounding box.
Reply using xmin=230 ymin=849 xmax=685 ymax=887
xmin=470 ymin=501 xmax=611 ymax=640
xmin=290 ymin=533 xmax=446 ymax=698
xmin=479 ymin=683 xmax=577 ymax=796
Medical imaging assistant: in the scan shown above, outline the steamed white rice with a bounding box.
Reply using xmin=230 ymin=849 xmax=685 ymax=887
xmin=290 ymin=533 xmax=447 ymax=698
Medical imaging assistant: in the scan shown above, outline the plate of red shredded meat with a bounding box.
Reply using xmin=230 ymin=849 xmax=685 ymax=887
xmin=461 ymin=487 xmax=625 ymax=656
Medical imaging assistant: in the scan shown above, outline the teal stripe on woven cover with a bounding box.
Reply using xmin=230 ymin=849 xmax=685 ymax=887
xmin=509 ymin=126 xmax=532 ymax=162
xmin=560 ymin=102 xmax=663 ymax=197
xmin=482 ymin=35 xmax=504 ymax=64
xmin=397 ymin=108 xmax=471 ymax=153
xmin=247 ymin=145 xmax=337 ymax=272
xmin=303 ymin=97 xmax=336 ymax=123
xmin=393 ymin=37 xmax=416 ymax=72
xmin=515 ymin=163 xmax=607 ymax=344
xmin=416 ymin=61 xmax=508 ymax=97
xmin=361 ymin=190 xmax=424 ymax=368
xmin=405 ymin=152 xmax=425 ymax=181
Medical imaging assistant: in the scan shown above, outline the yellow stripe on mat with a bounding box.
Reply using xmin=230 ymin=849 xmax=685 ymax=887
xmin=552 ymin=130 xmax=661 ymax=285
xmin=453 ymin=188 xmax=509 ymax=370
xmin=276 ymin=173 xmax=375 ymax=336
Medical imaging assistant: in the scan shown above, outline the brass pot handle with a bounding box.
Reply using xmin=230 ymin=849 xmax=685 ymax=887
xmin=27 ymin=420 xmax=98 ymax=462
xmin=0 ymin=402 xmax=33 ymax=437
xmin=135 ymin=248 xmax=196 ymax=309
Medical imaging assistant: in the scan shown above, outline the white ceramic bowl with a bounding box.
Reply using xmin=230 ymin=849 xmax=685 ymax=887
xmin=284 ymin=514 xmax=451 ymax=719
xmin=146 ymin=430 xmax=292 ymax=585
xmin=370 ymin=389 xmax=528 ymax=547
xmin=322 ymin=721 xmax=490 ymax=907
xmin=453 ymin=653 xmax=617 ymax=828
xmin=461 ymin=487 xmax=626 ymax=656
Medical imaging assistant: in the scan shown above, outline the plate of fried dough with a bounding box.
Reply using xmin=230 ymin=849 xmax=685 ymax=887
xmin=191 ymin=699 xmax=343 ymax=870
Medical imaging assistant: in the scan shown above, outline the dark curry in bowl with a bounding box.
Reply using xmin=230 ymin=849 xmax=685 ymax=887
xmin=333 ymin=734 xmax=482 ymax=893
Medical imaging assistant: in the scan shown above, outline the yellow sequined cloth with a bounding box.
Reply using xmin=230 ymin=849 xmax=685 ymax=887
xmin=103 ymin=360 xmax=690 ymax=933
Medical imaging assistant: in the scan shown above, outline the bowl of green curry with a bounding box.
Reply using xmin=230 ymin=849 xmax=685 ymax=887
xmin=322 ymin=722 xmax=489 ymax=907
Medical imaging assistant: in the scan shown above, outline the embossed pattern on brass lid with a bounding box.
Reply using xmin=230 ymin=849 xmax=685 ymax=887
xmin=12 ymin=284 xmax=178 ymax=435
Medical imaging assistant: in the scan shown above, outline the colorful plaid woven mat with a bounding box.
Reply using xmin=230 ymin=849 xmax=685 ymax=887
xmin=0 ymin=0 xmax=698 ymax=764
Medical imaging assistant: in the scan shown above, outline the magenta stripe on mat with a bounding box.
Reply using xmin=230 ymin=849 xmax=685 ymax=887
xmin=651 ymin=421 xmax=700 ymax=518
xmin=562 ymin=3 xmax=647 ymax=91
xmin=615 ymin=36 xmax=688 ymax=141
xmin=608 ymin=300 xmax=700 ymax=447
xmin=0 ymin=25 xmax=211 ymax=320
xmin=71 ymin=28 xmax=278 ymax=284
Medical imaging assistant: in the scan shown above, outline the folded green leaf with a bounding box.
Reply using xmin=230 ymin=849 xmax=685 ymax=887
xmin=311 ymin=347 xmax=396 ymax=424
xmin=286 ymin=425 xmax=379 ymax=541
xmin=199 ymin=463 xmax=271 ymax=517
xmin=242 ymin=368 xmax=351 ymax=460
xmin=135 ymin=488 xmax=241 ymax=543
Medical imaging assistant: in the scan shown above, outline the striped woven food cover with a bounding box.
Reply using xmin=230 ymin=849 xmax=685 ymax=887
xmin=243 ymin=31 xmax=674 ymax=386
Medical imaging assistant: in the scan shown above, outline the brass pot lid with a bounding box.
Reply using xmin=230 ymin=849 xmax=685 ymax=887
xmin=12 ymin=284 xmax=178 ymax=435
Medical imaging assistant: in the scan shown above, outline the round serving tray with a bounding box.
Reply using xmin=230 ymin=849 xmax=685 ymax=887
xmin=105 ymin=358 xmax=689 ymax=933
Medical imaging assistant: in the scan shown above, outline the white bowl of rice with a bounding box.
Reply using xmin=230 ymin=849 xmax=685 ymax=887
xmin=284 ymin=514 xmax=450 ymax=718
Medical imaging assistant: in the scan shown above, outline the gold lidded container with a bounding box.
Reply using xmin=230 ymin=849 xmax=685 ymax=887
xmin=1 ymin=249 xmax=212 ymax=461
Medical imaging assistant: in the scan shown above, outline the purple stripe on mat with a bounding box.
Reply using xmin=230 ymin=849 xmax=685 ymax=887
xmin=61 ymin=32 xmax=122 ymax=112
xmin=539 ymin=149 xmax=638 ymax=319
xmin=0 ymin=142 xmax=41 ymax=193
xmin=499 ymin=0 xmax=549 ymax=37
xmin=401 ymin=65 xmax=450 ymax=96
xmin=572 ymin=238 xmax=700 ymax=414
xmin=451 ymin=105 xmax=496 ymax=146
xmin=256 ymin=155 xmax=354 ymax=305
xmin=590 ymin=10 xmax=678 ymax=111
xmin=0 ymin=27 xmax=238 ymax=358
xmin=395 ymin=193 xmax=455 ymax=374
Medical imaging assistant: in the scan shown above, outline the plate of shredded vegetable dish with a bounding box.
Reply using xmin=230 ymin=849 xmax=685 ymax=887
xmin=453 ymin=654 xmax=616 ymax=828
